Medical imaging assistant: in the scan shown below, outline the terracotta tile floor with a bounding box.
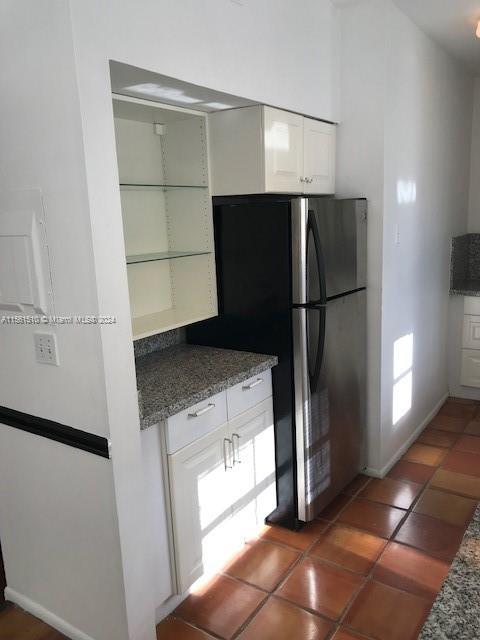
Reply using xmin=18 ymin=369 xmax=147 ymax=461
xmin=2 ymin=397 xmax=480 ymax=640
xmin=158 ymin=397 xmax=480 ymax=640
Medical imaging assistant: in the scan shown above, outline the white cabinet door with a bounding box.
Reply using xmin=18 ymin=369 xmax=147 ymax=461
xmin=464 ymin=297 xmax=480 ymax=316
xmin=229 ymin=399 xmax=276 ymax=542
xmin=141 ymin=425 xmax=174 ymax=607
xmin=303 ymin=118 xmax=336 ymax=194
xmin=463 ymin=315 xmax=480 ymax=350
xmin=168 ymin=423 xmax=241 ymax=592
xmin=264 ymin=107 xmax=304 ymax=193
xmin=461 ymin=349 xmax=480 ymax=388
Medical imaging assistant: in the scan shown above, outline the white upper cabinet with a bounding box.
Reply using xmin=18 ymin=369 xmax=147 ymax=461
xmin=209 ymin=105 xmax=336 ymax=196
xmin=303 ymin=117 xmax=336 ymax=194
xmin=264 ymin=107 xmax=304 ymax=192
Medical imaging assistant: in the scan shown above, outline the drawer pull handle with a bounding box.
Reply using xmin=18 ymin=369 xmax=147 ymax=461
xmin=242 ymin=378 xmax=263 ymax=390
xmin=223 ymin=437 xmax=233 ymax=470
xmin=232 ymin=433 xmax=241 ymax=464
xmin=188 ymin=403 xmax=215 ymax=418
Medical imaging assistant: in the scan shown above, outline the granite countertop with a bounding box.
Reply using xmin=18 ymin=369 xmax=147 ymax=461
xmin=420 ymin=503 xmax=480 ymax=639
xmin=450 ymin=279 xmax=480 ymax=297
xmin=135 ymin=344 xmax=278 ymax=429
xmin=450 ymin=234 xmax=480 ymax=296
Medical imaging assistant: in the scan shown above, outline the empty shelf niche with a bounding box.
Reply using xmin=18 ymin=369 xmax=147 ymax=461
xmin=113 ymin=96 xmax=217 ymax=339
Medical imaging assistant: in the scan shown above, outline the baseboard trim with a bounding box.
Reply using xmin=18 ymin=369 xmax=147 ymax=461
xmin=365 ymin=392 xmax=448 ymax=478
xmin=5 ymin=587 xmax=95 ymax=640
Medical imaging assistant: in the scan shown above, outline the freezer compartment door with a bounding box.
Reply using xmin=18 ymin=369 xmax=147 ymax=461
xmin=308 ymin=198 xmax=367 ymax=299
xmin=293 ymin=290 xmax=366 ymax=522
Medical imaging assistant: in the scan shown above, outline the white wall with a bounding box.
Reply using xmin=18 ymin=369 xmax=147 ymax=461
xmin=335 ymin=0 xmax=386 ymax=472
xmin=381 ymin=3 xmax=472 ymax=469
xmin=468 ymin=78 xmax=480 ymax=232
xmin=71 ymin=0 xmax=340 ymax=123
xmin=337 ymin=0 xmax=473 ymax=474
xmin=0 ymin=2 xmax=107 ymax=435
xmin=1 ymin=1 xmax=341 ymax=639
xmin=0 ymin=2 xmax=139 ymax=640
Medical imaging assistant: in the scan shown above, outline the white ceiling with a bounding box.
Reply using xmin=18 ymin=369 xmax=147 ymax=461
xmin=392 ymin=0 xmax=480 ymax=74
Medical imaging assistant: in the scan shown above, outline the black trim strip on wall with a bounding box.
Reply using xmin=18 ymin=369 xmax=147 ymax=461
xmin=0 ymin=405 xmax=110 ymax=459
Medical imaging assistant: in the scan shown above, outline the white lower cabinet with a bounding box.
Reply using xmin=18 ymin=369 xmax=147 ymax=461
xmin=461 ymin=350 xmax=480 ymax=388
xmin=168 ymin=398 xmax=275 ymax=593
xmin=140 ymin=425 xmax=174 ymax=607
xmin=229 ymin=403 xmax=276 ymax=543
xmin=463 ymin=315 xmax=480 ymax=350
xmin=461 ymin=298 xmax=480 ymax=388
xmin=168 ymin=422 xmax=240 ymax=592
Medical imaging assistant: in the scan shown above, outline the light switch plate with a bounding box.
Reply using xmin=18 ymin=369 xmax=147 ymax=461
xmin=34 ymin=332 xmax=59 ymax=366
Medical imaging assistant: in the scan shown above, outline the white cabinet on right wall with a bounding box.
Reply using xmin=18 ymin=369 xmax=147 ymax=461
xmin=209 ymin=105 xmax=336 ymax=196
xmin=461 ymin=297 xmax=480 ymax=387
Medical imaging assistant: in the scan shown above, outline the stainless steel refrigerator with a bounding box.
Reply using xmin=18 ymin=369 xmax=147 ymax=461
xmin=292 ymin=197 xmax=367 ymax=521
xmin=188 ymin=195 xmax=367 ymax=528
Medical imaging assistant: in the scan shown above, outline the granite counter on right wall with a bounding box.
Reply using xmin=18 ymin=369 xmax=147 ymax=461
xmin=450 ymin=234 xmax=480 ymax=296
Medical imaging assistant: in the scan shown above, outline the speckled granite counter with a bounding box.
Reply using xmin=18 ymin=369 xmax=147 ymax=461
xmin=135 ymin=344 xmax=278 ymax=429
xmin=450 ymin=280 xmax=480 ymax=296
xmin=451 ymin=234 xmax=480 ymax=296
xmin=420 ymin=504 xmax=480 ymax=640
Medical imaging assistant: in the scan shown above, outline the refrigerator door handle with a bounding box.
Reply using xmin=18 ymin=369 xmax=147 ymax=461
xmin=292 ymin=307 xmax=311 ymax=523
xmin=307 ymin=208 xmax=327 ymax=305
xmin=291 ymin=198 xmax=308 ymax=305
xmin=309 ymin=306 xmax=326 ymax=391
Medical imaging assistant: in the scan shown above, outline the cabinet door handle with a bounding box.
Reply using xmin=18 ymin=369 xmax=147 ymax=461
xmin=188 ymin=403 xmax=215 ymax=418
xmin=232 ymin=433 xmax=241 ymax=465
xmin=223 ymin=438 xmax=233 ymax=470
xmin=242 ymin=378 xmax=263 ymax=390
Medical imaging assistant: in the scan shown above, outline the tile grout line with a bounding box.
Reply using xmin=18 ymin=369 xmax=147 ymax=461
xmin=229 ymin=479 xmax=374 ymax=639
xmin=167 ymin=613 xmax=225 ymax=640
xmin=326 ymin=409 xmax=480 ymax=633
xmin=229 ymin=591 xmax=269 ymax=640
xmin=336 ymin=401 xmax=480 ymax=637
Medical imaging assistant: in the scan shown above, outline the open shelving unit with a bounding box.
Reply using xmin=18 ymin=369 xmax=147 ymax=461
xmin=112 ymin=95 xmax=218 ymax=340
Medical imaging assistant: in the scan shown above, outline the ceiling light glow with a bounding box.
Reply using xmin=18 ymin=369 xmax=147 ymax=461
xmin=125 ymin=83 xmax=202 ymax=104
xmin=202 ymin=102 xmax=235 ymax=110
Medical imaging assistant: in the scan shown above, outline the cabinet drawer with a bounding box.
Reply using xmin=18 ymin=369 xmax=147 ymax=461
xmin=461 ymin=350 xmax=480 ymax=388
xmin=464 ymin=297 xmax=480 ymax=316
xmin=227 ymin=370 xmax=272 ymax=419
xmin=165 ymin=391 xmax=227 ymax=454
xmin=463 ymin=316 xmax=480 ymax=349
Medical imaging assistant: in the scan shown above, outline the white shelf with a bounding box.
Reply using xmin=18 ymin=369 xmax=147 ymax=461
xmin=126 ymin=250 xmax=211 ymax=265
xmin=132 ymin=308 xmax=216 ymax=340
xmin=120 ymin=183 xmax=207 ymax=191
